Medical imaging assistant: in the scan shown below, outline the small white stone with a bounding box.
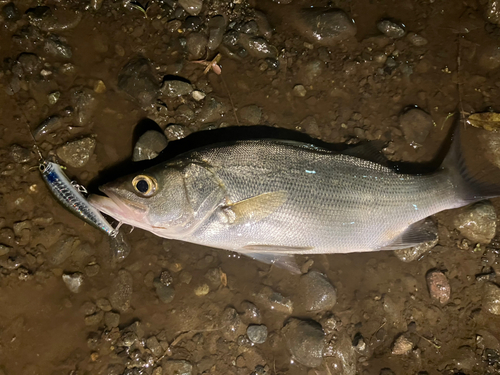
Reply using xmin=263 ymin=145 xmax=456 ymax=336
xmin=192 ymin=90 xmax=206 ymax=101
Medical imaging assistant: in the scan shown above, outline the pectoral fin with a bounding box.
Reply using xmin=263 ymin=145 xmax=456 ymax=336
xmin=244 ymin=252 xmax=301 ymax=274
xmin=222 ymin=191 xmax=287 ymax=225
xmin=379 ymin=219 xmax=438 ymax=250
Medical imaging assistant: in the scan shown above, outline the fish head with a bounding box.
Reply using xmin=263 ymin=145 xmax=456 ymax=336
xmin=89 ymin=165 xmax=193 ymax=237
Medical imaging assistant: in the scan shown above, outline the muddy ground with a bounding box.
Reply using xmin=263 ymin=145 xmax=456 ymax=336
xmin=1 ymin=0 xmax=500 ymax=374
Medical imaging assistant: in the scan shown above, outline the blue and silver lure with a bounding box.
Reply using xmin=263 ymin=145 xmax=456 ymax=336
xmin=38 ymin=160 xmax=118 ymax=236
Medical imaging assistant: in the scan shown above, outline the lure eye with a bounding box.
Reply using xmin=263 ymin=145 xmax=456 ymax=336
xmin=132 ymin=175 xmax=157 ymax=197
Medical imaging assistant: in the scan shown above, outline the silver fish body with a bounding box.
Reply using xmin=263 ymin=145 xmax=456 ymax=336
xmin=89 ymin=139 xmax=479 ymax=255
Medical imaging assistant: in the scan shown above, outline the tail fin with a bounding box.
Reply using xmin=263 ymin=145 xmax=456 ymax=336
xmin=443 ymin=124 xmax=500 ymax=202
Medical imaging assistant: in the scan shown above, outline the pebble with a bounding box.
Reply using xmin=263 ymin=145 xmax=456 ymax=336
xmin=162 ymin=79 xmax=194 ymax=98
xmin=221 ymin=307 xmax=246 ymax=341
xmin=426 ymin=270 xmax=451 ymax=304
xmin=247 ymin=324 xmax=268 ymax=344
xmin=293 ymin=85 xmax=307 ymax=97
xmin=254 ymin=286 xmax=293 ymax=314
xmin=44 ymin=35 xmax=72 ymax=59
xmin=85 ymin=263 xmax=100 ymax=277
xmin=184 ymin=16 xmax=203 ymax=31
xmin=82 ymin=301 xmax=97 ymax=315
xmin=2 ymin=2 xmax=19 ymax=20
xmin=85 ymin=310 xmax=104 ymax=326
xmin=238 ymin=35 xmax=278 ymax=59
xmin=133 ymin=130 xmax=168 ymax=161
xmin=391 ymin=335 xmax=413 ymax=355
xmin=178 ymin=0 xmax=203 ymax=16
xmin=164 ymin=124 xmax=189 ymax=141
xmin=407 ymin=33 xmax=428 ymax=46
xmin=282 ymin=318 xmax=325 ymax=368
xmin=118 ymin=57 xmax=159 ymax=107
xmin=239 ymin=105 xmax=262 ymax=125
xmin=198 ymin=96 xmax=225 ymax=123
xmin=161 ymin=360 xmax=192 ymax=375
xmin=9 ymin=144 xmax=32 ymax=164
xmin=96 ymin=298 xmax=112 ymax=311
xmin=208 ymin=15 xmax=226 ymax=51
xmin=296 ymin=8 xmax=356 ymax=46
xmin=17 ymin=53 xmax=40 ymax=75
xmin=109 ymin=270 xmax=133 ymax=312
xmin=192 ymin=90 xmax=206 ymax=101
xmin=399 ymin=107 xmax=434 ymax=144
xmin=186 ymin=33 xmax=207 ymax=60
xmin=377 ymin=19 xmax=406 ymax=38
xmin=33 ymin=115 xmax=65 ymax=140
xmin=153 ymin=279 xmax=175 ymax=303
xmin=486 ymin=0 xmax=500 ymax=25
xmin=394 ymin=219 xmax=438 ymax=262
xmin=104 ymin=311 xmax=120 ymax=328
xmin=62 ymin=272 xmax=84 ymax=293
xmin=0 ymin=245 xmax=11 ymax=257
xmin=298 ymin=270 xmax=337 ymax=312
xmin=48 ymin=91 xmax=61 ymax=105
xmin=194 ymin=283 xmax=209 ymax=296
xmin=94 ymin=80 xmax=106 ymax=93
xmin=70 ymin=88 xmax=97 ymax=126
xmin=146 ymin=336 xmax=163 ymax=357
xmin=453 ymin=201 xmax=497 ymax=244
xmin=49 ymin=236 xmax=79 ymax=265
xmin=483 ymin=282 xmax=500 ymax=315
xmin=240 ymin=301 xmax=262 ymax=324
xmin=299 ymin=116 xmax=321 ymax=138
xmin=56 ymin=137 xmax=96 ymax=168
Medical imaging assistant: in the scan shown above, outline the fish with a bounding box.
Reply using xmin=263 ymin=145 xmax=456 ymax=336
xmin=88 ymin=128 xmax=500 ymax=270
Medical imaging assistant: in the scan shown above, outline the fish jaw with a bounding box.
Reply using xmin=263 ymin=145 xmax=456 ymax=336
xmin=88 ymin=188 xmax=153 ymax=232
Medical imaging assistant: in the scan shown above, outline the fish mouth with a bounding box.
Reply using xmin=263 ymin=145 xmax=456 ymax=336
xmin=88 ymin=184 xmax=149 ymax=229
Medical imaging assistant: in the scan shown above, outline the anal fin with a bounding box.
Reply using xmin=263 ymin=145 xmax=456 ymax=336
xmin=245 ymin=252 xmax=301 ymax=274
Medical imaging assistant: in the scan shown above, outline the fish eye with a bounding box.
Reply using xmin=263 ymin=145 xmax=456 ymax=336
xmin=132 ymin=175 xmax=157 ymax=197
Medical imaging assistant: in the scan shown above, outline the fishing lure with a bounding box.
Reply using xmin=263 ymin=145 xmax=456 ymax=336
xmin=38 ymin=159 xmax=118 ymax=237
xmin=25 ymin=117 xmax=118 ymax=237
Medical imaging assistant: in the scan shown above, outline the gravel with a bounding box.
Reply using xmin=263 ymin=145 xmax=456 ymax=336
xmin=109 ymin=270 xmax=133 ymax=312
xmin=426 ymin=270 xmax=451 ymax=304
xmin=247 ymin=324 xmax=268 ymax=344
xmin=453 ymin=201 xmax=497 ymax=244
xmin=298 ymin=270 xmax=337 ymax=311
xmin=56 ymin=137 xmax=96 ymax=168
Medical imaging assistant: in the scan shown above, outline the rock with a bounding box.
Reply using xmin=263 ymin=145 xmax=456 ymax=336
xmin=0 ymin=245 xmax=11 ymax=257
xmin=162 ymin=79 xmax=193 ymax=98
xmin=254 ymin=286 xmax=293 ymax=314
xmin=208 ymin=15 xmax=226 ymax=51
xmin=17 ymin=53 xmax=40 ymax=75
xmin=178 ymin=0 xmax=202 ymax=16
xmin=221 ymin=307 xmax=246 ymax=341
xmin=94 ymin=80 xmax=106 ymax=93
xmin=70 ymin=88 xmax=97 ymax=126
xmin=48 ymin=91 xmax=61 ymax=105
xmin=109 ymin=270 xmax=133 ymax=312
xmin=146 ymin=336 xmax=163 ymax=357
xmin=96 ymin=298 xmax=112 ymax=311
xmin=162 ymin=360 xmax=192 ymax=375
xmin=153 ymin=279 xmax=175 ymax=303
xmin=293 ymin=85 xmax=307 ymax=97
xmin=426 ymin=270 xmax=451 ymax=304
xmin=394 ymin=219 xmax=438 ymax=262
xmin=392 ymin=335 xmax=413 ymax=355
xmin=2 ymin=2 xmax=19 ymax=20
xmin=483 ymin=282 xmax=500 ymax=315
xmin=192 ymin=90 xmax=206 ymax=101
xmin=44 ymin=35 xmax=72 ymax=59
xmin=296 ymin=8 xmax=356 ymax=46
xmin=298 ymin=270 xmax=337 ymax=312
xmin=198 ymin=96 xmax=225 ymax=123
xmin=56 ymin=137 xmax=96 ymax=168
xmin=104 ymin=311 xmax=120 ymax=328
xmin=399 ymin=107 xmax=434 ymax=144
xmin=62 ymin=272 xmax=84 ymax=293
xmin=240 ymin=301 xmax=262 ymax=324
xmin=239 ymin=35 xmax=278 ymax=59
xmin=486 ymin=0 xmax=500 ymax=26
xmin=377 ymin=19 xmax=406 ymax=38
xmin=194 ymin=283 xmax=210 ymax=296
xmin=247 ymin=324 xmax=268 ymax=344
xmin=9 ymin=144 xmax=32 ymax=164
xmin=407 ymin=33 xmax=428 ymax=46
xmin=299 ymin=116 xmax=321 ymax=138
xmin=282 ymin=318 xmax=325 ymax=368
xmin=85 ymin=263 xmax=100 ymax=277
xmin=26 ymin=6 xmax=82 ymax=32
xmin=453 ymin=201 xmax=497 ymax=244
xmin=48 ymin=236 xmax=79 ymax=265
xmin=184 ymin=16 xmax=203 ymax=31
xmin=239 ymin=105 xmax=262 ymax=125
xmin=164 ymin=124 xmax=189 ymax=140
xmin=84 ymin=310 xmax=104 ymax=326
xmin=133 ymin=130 xmax=168 ymax=161
xmin=33 ymin=115 xmax=65 ymax=140
xmin=118 ymin=57 xmax=159 ymax=107
xmin=186 ymin=33 xmax=207 ymax=60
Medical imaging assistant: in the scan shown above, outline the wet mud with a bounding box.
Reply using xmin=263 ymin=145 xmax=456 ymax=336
xmin=1 ymin=0 xmax=500 ymax=374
